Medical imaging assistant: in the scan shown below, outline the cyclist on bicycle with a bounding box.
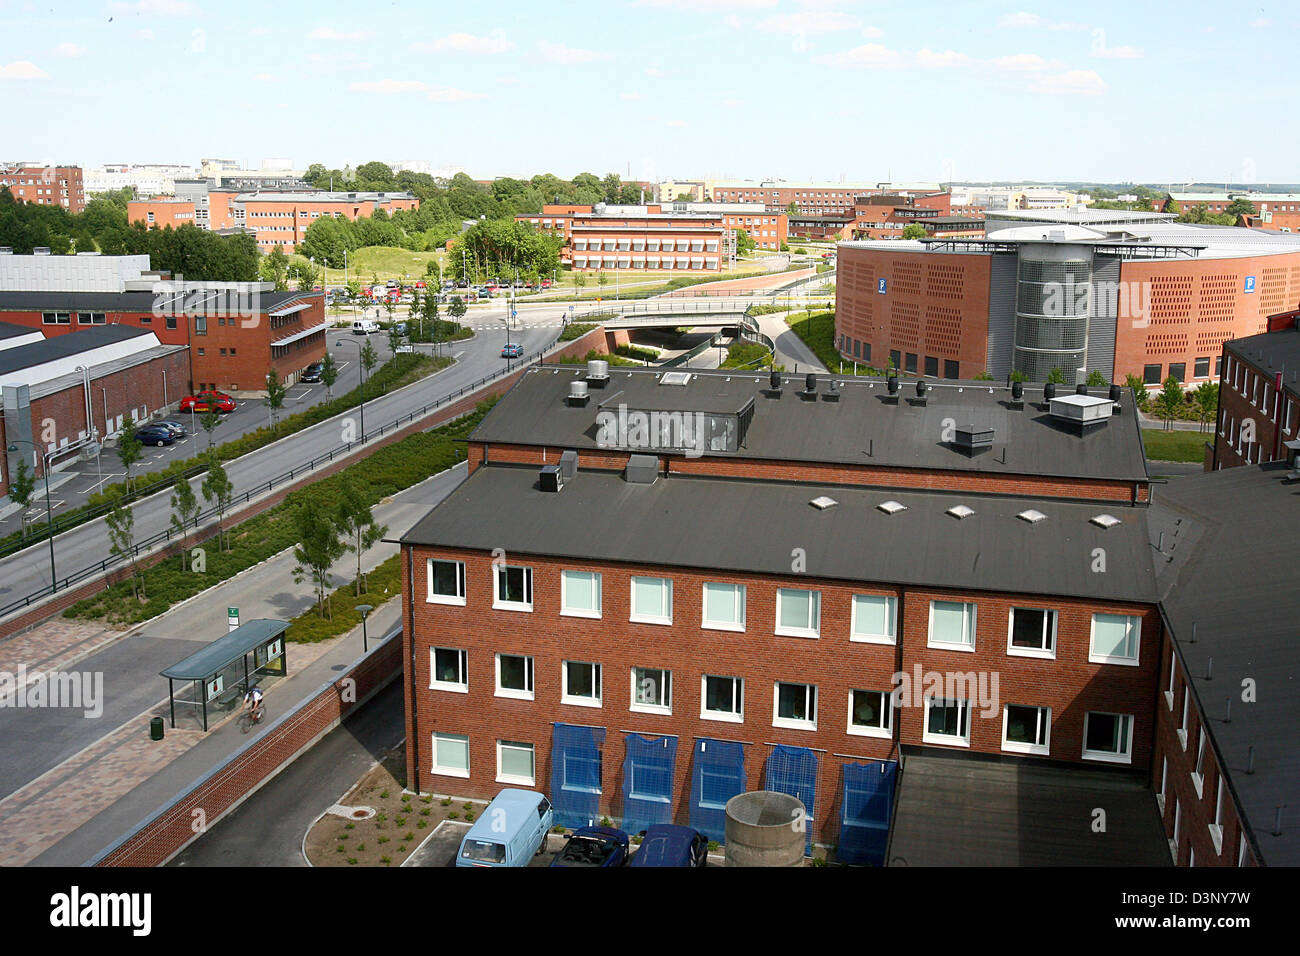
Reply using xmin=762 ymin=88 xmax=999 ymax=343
xmin=242 ymin=685 xmax=264 ymax=724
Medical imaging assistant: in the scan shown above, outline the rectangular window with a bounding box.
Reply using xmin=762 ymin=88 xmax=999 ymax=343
xmin=562 ymin=661 xmax=602 ymax=707
xmin=426 ymin=559 xmax=465 ymax=604
xmin=431 ymin=732 xmax=470 ymax=778
xmin=944 ymin=359 xmax=960 ymax=380
xmin=924 ymin=355 xmax=939 ymax=377
xmin=495 ymin=653 xmax=534 ymax=700
xmin=905 ymin=352 xmax=918 ymax=373
xmin=630 ymin=576 xmax=672 ymax=624
xmin=497 ymin=740 xmax=535 ymax=786
xmin=929 ymin=600 xmax=977 ymax=651
xmin=775 ymin=587 xmax=820 ymax=638
xmin=702 ymin=675 xmax=743 ymax=722
xmin=77 ymin=311 xmax=106 ymax=325
xmin=848 ymin=689 xmax=892 ymax=738
xmin=850 ymin=593 xmax=896 ymax=644
xmin=923 ymin=698 xmax=971 ymax=745
xmin=1082 ymin=712 xmax=1133 ymax=763
xmin=773 ymin=681 xmax=817 ymax=730
xmin=1179 ymin=692 xmax=1189 ymax=750
xmin=1089 ymin=613 xmax=1140 ymax=665
xmin=890 ymin=349 xmax=901 ymax=369
xmin=41 ymin=311 xmax=70 ymax=325
xmin=1209 ymin=776 xmax=1225 ymax=854
xmin=1002 ymin=704 xmax=1051 ymax=755
xmin=1008 ymin=607 xmax=1056 ymax=658
xmin=1168 ymin=362 xmax=1186 ymax=383
xmin=631 ymin=666 xmax=671 ymax=714
xmin=1144 ymin=363 xmax=1162 ymax=386
xmin=494 ymin=565 xmax=533 ymax=611
xmin=1165 ymin=652 xmax=1177 ymax=709
xmin=561 ymin=569 xmax=602 ymax=618
xmin=430 ymin=647 xmax=468 ymax=692
xmin=701 ymin=582 xmax=746 ymax=631
xmin=1192 ymin=731 xmax=1206 ymax=797
xmin=1194 ymin=357 xmax=1210 ymax=379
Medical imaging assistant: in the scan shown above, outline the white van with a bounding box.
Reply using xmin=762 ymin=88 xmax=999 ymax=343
xmin=352 ymin=319 xmax=379 ymax=335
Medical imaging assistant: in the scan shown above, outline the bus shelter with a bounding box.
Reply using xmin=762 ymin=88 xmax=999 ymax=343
xmin=160 ymin=619 xmax=290 ymax=731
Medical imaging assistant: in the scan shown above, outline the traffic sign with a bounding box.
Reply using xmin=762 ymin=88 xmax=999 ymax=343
xmin=227 ymin=607 xmax=239 ymax=632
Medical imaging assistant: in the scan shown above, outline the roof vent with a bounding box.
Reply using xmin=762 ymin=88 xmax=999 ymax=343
xmin=1091 ymin=513 xmax=1121 ymax=529
xmin=660 ymin=371 xmax=691 ymax=386
xmin=33 ymin=246 xmax=50 ymax=256
xmin=559 ymin=449 xmax=578 ymax=479
xmin=765 ymin=369 xmax=783 ymax=398
xmin=823 ymin=380 xmax=840 ymax=402
xmin=1049 ymin=394 xmax=1114 ymax=431
xmin=1009 ymin=379 xmax=1025 ymax=409
xmin=947 ymin=504 xmax=976 ymax=520
xmin=1017 ymin=509 xmax=1047 ymax=524
xmin=585 ymin=359 xmax=610 ymax=387
xmin=877 ymin=500 xmax=907 ymax=515
xmin=0 ymin=246 xmax=11 ymax=255
xmin=624 ymin=454 xmax=658 ymax=485
xmin=539 ymin=464 xmax=564 ymax=493
xmin=810 ymin=495 xmax=838 ymax=510
xmin=1108 ymin=383 xmax=1123 ymax=413
xmin=953 ymin=424 xmax=995 ymax=457
xmin=567 ymin=380 xmax=590 ymax=406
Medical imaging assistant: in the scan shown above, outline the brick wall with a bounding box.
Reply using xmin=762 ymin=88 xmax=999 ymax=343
xmin=1211 ymin=345 xmax=1299 ymax=469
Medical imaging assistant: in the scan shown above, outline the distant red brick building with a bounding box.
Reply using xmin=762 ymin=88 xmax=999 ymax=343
xmin=0 ymin=164 xmax=86 ymax=214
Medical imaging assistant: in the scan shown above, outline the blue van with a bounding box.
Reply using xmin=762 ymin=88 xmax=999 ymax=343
xmin=455 ymin=789 xmax=554 ymax=867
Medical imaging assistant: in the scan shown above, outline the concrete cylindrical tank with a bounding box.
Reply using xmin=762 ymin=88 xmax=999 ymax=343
xmin=724 ymin=791 xmax=806 ymax=867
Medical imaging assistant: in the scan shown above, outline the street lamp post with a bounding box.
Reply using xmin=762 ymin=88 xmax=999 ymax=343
xmin=334 ymin=339 xmax=367 ymax=441
xmin=7 ymin=439 xmax=57 ymax=592
xmin=355 ymin=604 xmax=373 ymax=653
xmin=74 ymin=364 xmax=103 ymax=492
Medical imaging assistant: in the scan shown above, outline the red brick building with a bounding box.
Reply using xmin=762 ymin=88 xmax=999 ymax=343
xmin=0 ymin=163 xmax=86 ymax=214
xmin=1208 ymin=314 xmax=1300 ymax=469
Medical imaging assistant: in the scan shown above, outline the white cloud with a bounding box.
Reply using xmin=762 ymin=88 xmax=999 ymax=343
xmin=756 ymin=11 xmax=862 ymax=35
xmin=812 ymin=42 xmax=907 ymax=69
xmin=666 ymin=119 xmax=687 ymax=127
xmin=412 ymin=29 xmax=514 ymax=55
xmin=1251 ymin=18 xmax=1272 ymax=27
xmin=308 ymin=27 xmax=374 ymax=41
xmin=537 ymin=41 xmax=608 ymax=64
xmin=914 ymin=48 xmax=974 ymax=69
xmin=862 ymin=25 xmax=883 ymax=39
xmin=1031 ymin=69 xmax=1107 ymax=95
xmin=636 ymin=0 xmax=776 ymax=8
xmin=998 ymin=11 xmax=1086 ymax=30
xmin=254 ymin=72 xmax=277 ymax=82
xmin=54 ymin=42 xmax=86 ymax=57
xmin=1091 ymin=44 xmax=1142 ymax=59
xmin=646 ymin=65 xmax=665 ymax=77
xmin=135 ymin=29 xmax=154 ymax=40
xmin=989 ymin=53 xmax=1061 ymax=72
xmin=0 ymin=60 xmax=49 ymax=80
xmin=109 ymin=0 xmax=201 ymax=15
xmin=348 ymin=79 xmax=483 ymax=101
xmin=620 ymin=91 xmax=642 ymax=101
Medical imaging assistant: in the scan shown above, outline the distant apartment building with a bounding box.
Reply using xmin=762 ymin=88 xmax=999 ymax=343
xmin=1163 ymin=191 xmax=1300 ymax=234
xmin=850 ymin=194 xmax=982 ymax=240
xmin=949 ymin=186 xmax=1084 ymax=213
xmin=662 ymin=202 xmax=787 ymax=251
xmin=519 ymin=204 xmax=728 ymax=271
xmin=0 ymin=163 xmax=86 ymax=214
xmin=85 ymin=164 xmax=197 ymax=197
xmin=654 ymin=180 xmax=707 ymax=203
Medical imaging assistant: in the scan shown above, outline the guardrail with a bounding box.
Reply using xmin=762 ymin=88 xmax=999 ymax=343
xmin=0 ymin=336 xmax=569 ymax=622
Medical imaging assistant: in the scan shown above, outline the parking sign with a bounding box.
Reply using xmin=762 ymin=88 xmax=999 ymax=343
xmin=1244 ymin=276 xmax=1256 ymax=293
xmin=878 ymin=278 xmax=887 ymax=295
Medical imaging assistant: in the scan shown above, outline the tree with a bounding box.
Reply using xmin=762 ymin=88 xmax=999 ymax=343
xmin=1193 ymin=381 xmax=1219 ymax=433
xmin=292 ymin=496 xmax=347 ymax=619
xmin=1046 ymin=366 xmax=1068 ymax=385
xmin=8 ymin=457 xmax=36 ymax=540
xmin=1155 ymin=375 xmax=1184 ymax=430
xmin=1125 ymin=373 xmax=1150 ymax=412
xmin=785 ymin=201 xmax=799 ymax=217
xmin=735 ymin=228 xmax=756 ymax=256
xmin=264 ymin=367 xmax=288 ymax=430
xmin=596 ymin=271 xmax=608 ymax=294
xmin=116 ymin=416 xmax=143 ymax=492
xmin=169 ymin=477 xmax=201 ymax=570
xmin=360 ymin=340 xmax=379 ymax=383
xmin=320 ymin=352 xmax=339 ymax=402
xmin=199 ymin=407 xmax=221 ymax=449
xmin=1086 ymin=369 xmax=1108 ymax=387
xmin=1225 ymin=197 xmax=1257 ymax=220
xmin=972 ymin=370 xmax=994 ymax=381
xmin=200 ymin=454 xmax=234 ymax=551
xmin=295 ymin=260 xmax=320 ymax=292
xmin=448 ymin=295 xmax=467 ymax=322
xmin=105 ymin=501 xmax=144 ymax=600
xmin=387 ymin=323 xmax=407 ymax=367
xmin=262 ymin=246 xmax=289 ymax=290
xmin=335 ymin=480 xmax=389 ymax=596
xmin=573 ymin=272 xmax=587 ymax=295
xmin=901 ymin=223 xmax=927 ymax=240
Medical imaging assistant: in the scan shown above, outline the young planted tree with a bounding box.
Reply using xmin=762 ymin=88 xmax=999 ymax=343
xmin=292 ymin=496 xmax=347 ymax=619
xmin=8 ymin=458 xmax=36 ymax=540
xmin=116 ymin=416 xmax=143 ymax=493
xmin=1046 ymin=367 xmax=1068 ymax=385
xmin=448 ymin=295 xmax=467 ymax=323
xmin=1086 ymin=370 xmax=1109 ymax=387
xmin=199 ymin=407 xmax=222 ymax=449
xmin=1125 ymin=373 xmax=1150 ymax=412
xmin=1193 ymin=381 xmax=1219 ymax=433
xmin=387 ymin=322 xmax=406 ymax=364
xmin=421 ymin=288 xmax=440 ymax=343
xmin=320 ymin=352 xmax=339 ymax=403
xmin=263 ymin=246 xmax=289 ymax=291
xmin=336 ymin=480 xmax=389 ymax=596
xmin=573 ymin=273 xmax=587 ymax=295
xmin=1155 ymin=376 xmax=1185 ymax=430
xmin=105 ymin=501 xmax=144 ymax=600
xmin=201 ymin=454 xmax=234 ymax=551
xmin=360 ymin=341 xmax=379 ymax=395
xmin=264 ymin=368 xmax=288 ymax=430
xmin=296 ymin=261 xmax=320 ymax=292
xmin=169 ymin=477 xmax=201 ymax=569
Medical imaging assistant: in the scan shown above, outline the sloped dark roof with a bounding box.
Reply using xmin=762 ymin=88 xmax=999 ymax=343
xmin=0 ymin=324 xmax=153 ymax=376
xmin=0 ymin=289 xmax=317 ymax=314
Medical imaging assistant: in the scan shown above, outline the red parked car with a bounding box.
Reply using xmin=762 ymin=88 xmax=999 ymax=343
xmin=179 ymin=391 xmax=236 ymax=413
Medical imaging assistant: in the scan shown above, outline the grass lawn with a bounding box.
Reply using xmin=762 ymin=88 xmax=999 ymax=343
xmin=786 ymin=310 xmax=881 ymax=376
xmin=291 ymin=247 xmax=447 ymax=286
xmin=1141 ymin=428 xmax=1212 ymax=462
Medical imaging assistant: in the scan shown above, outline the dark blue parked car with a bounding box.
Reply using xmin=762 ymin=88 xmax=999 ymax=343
xmin=135 ymin=424 xmax=177 ymax=447
xmin=548 ymin=825 xmax=629 ymax=867
xmin=627 ymin=825 xmax=709 ymax=867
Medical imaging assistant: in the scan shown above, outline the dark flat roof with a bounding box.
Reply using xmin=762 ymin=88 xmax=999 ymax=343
xmin=0 ymin=324 xmax=152 ymax=375
xmin=0 ymin=320 xmax=40 ymax=341
xmin=0 ymin=289 xmax=318 ymax=314
xmin=401 ymin=464 xmax=1158 ymax=603
xmin=160 ymin=619 xmax=289 ymax=680
xmin=470 ymin=367 xmax=1151 ymax=483
xmin=1149 ymin=463 xmax=1300 ymax=866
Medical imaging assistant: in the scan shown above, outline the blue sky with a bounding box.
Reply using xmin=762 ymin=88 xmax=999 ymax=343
xmin=1 ymin=0 xmax=1296 ymax=186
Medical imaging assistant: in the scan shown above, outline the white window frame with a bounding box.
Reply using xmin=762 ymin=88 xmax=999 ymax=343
xmin=928 ymin=600 xmax=977 ymax=652
xmin=561 ymin=660 xmax=602 ymax=708
xmin=847 ymin=689 xmax=892 ymax=739
xmin=1179 ymin=692 xmax=1189 ymax=750
xmin=430 ymin=647 xmax=468 ymax=693
xmin=630 ymin=666 xmax=672 ymax=715
xmin=494 ymin=652 xmax=534 ymax=701
xmin=701 ymin=581 xmax=746 ymax=632
xmin=431 ymin=732 xmax=470 ymax=778
xmin=922 ymin=697 xmax=971 ymax=747
xmin=1006 ymin=606 xmax=1057 ymax=659
xmin=560 ymin=569 xmax=602 ymax=619
xmin=849 ymin=593 xmax=897 ymax=645
xmin=493 ymin=564 xmax=533 ymax=612
xmin=701 ymin=675 xmax=744 ymax=723
xmin=1165 ymin=652 xmax=1177 ymax=709
xmin=425 ymin=558 xmax=466 ymax=606
xmin=772 ymin=681 xmax=817 ymax=731
xmin=1001 ymin=703 xmax=1051 ymax=756
xmin=1191 ymin=731 xmax=1206 ymax=798
xmin=1081 ymin=711 xmax=1134 ymax=764
xmin=1209 ymin=775 xmax=1225 ymax=855
xmin=1157 ymin=755 xmax=1167 ymax=812
xmin=1238 ymin=833 xmax=1248 ymax=867
xmin=775 ymin=587 xmax=821 ymax=639
xmin=629 ymin=576 xmax=673 ymax=625
xmin=496 ymin=739 xmax=535 ymax=786
xmin=1088 ymin=613 xmax=1141 ymax=666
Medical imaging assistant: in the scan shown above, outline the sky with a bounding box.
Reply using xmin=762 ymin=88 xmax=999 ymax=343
xmin=1 ymin=0 xmax=1297 ymax=187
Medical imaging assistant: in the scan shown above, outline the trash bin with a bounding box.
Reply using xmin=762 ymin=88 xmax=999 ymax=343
xmin=150 ymin=716 xmax=165 ymax=741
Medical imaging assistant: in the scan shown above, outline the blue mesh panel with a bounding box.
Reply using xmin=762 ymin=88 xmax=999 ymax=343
xmin=550 ymin=723 xmax=606 ymax=829
xmin=620 ymin=734 xmax=678 ymax=835
xmin=689 ymin=738 xmax=747 ymax=842
xmin=764 ymin=744 xmax=818 ymax=851
xmin=837 ymin=760 xmax=897 ymax=866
